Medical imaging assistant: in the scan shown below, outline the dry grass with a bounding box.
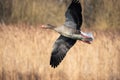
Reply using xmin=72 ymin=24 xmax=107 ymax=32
xmin=0 ymin=0 xmax=66 ymax=25
xmin=0 ymin=0 xmax=120 ymax=80
xmin=83 ymin=0 xmax=120 ymax=29
xmin=0 ymin=24 xmax=120 ymax=80
xmin=0 ymin=0 xmax=120 ymax=29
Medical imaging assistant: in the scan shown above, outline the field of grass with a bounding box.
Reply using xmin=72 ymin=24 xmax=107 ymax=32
xmin=0 ymin=0 xmax=120 ymax=29
xmin=0 ymin=0 xmax=120 ymax=80
xmin=0 ymin=24 xmax=120 ymax=80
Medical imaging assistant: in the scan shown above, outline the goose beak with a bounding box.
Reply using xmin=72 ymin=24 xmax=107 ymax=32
xmin=40 ymin=25 xmax=47 ymax=29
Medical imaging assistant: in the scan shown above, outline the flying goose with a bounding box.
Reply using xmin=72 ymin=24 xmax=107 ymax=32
xmin=41 ymin=0 xmax=94 ymax=68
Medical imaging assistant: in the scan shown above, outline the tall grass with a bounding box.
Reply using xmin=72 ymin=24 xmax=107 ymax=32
xmin=0 ymin=0 xmax=120 ymax=80
xmin=0 ymin=24 xmax=120 ymax=80
xmin=0 ymin=0 xmax=120 ymax=29
xmin=83 ymin=0 xmax=120 ymax=29
xmin=0 ymin=0 xmax=66 ymax=25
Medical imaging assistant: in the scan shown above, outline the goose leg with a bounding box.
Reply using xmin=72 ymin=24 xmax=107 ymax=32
xmin=80 ymin=31 xmax=94 ymax=44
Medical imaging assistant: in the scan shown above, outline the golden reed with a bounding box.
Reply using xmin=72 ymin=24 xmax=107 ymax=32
xmin=0 ymin=24 xmax=120 ymax=80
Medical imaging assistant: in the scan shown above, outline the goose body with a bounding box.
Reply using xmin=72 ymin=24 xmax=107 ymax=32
xmin=41 ymin=0 xmax=94 ymax=68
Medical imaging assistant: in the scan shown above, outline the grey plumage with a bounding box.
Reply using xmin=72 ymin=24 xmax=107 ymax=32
xmin=64 ymin=0 xmax=82 ymax=30
xmin=50 ymin=35 xmax=76 ymax=68
xmin=50 ymin=0 xmax=83 ymax=68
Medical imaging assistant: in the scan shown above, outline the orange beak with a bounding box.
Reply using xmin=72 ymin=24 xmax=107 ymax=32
xmin=40 ymin=25 xmax=47 ymax=29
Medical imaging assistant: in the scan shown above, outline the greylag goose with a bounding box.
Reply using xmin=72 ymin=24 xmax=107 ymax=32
xmin=41 ymin=0 xmax=94 ymax=68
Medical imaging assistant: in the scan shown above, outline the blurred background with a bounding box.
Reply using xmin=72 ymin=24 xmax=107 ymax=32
xmin=0 ymin=0 xmax=120 ymax=29
xmin=0 ymin=0 xmax=120 ymax=80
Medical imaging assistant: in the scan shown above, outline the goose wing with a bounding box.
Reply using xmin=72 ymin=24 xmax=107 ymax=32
xmin=50 ymin=35 xmax=76 ymax=68
xmin=64 ymin=0 xmax=82 ymax=30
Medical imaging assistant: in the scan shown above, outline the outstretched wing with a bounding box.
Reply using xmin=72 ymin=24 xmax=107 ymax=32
xmin=64 ymin=0 xmax=82 ymax=30
xmin=50 ymin=35 xmax=76 ymax=68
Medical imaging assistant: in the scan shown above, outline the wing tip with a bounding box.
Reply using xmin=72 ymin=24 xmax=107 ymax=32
xmin=50 ymin=61 xmax=59 ymax=68
xmin=50 ymin=55 xmax=65 ymax=68
xmin=50 ymin=57 xmax=59 ymax=68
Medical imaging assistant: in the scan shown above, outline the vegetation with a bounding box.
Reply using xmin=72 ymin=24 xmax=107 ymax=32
xmin=0 ymin=0 xmax=120 ymax=80
xmin=0 ymin=0 xmax=65 ymax=25
xmin=84 ymin=0 xmax=120 ymax=29
xmin=0 ymin=24 xmax=120 ymax=80
xmin=0 ymin=0 xmax=120 ymax=29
